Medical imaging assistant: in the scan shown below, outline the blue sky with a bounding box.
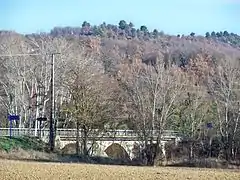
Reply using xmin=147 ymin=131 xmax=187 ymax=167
xmin=0 ymin=0 xmax=239 ymax=35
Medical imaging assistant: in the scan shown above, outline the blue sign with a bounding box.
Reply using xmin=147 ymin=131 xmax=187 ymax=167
xmin=7 ymin=114 xmax=20 ymax=138
xmin=207 ymin=122 xmax=213 ymax=129
xmin=8 ymin=114 xmax=20 ymax=121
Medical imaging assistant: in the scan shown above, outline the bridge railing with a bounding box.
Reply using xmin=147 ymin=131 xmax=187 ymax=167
xmin=0 ymin=128 xmax=180 ymax=139
xmin=57 ymin=129 xmax=77 ymax=137
xmin=0 ymin=128 xmax=35 ymax=137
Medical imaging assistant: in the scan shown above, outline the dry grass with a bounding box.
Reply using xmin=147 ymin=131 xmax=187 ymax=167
xmin=0 ymin=159 xmax=239 ymax=180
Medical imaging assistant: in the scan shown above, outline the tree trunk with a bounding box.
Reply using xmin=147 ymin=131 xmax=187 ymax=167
xmin=153 ymin=130 xmax=164 ymax=166
xmin=82 ymin=124 xmax=88 ymax=157
xmin=76 ymin=121 xmax=80 ymax=155
xmin=34 ymin=84 xmax=40 ymax=136
xmin=54 ymin=108 xmax=58 ymax=143
xmin=154 ymin=141 xmax=164 ymax=166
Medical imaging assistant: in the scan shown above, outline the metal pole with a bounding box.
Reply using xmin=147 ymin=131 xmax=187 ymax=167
xmin=39 ymin=120 xmax=42 ymax=138
xmin=49 ymin=53 xmax=55 ymax=152
xmin=9 ymin=120 xmax=12 ymax=139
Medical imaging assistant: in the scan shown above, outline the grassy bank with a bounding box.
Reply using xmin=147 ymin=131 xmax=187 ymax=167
xmin=0 ymin=136 xmax=46 ymax=152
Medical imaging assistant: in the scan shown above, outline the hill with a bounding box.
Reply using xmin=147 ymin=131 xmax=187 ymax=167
xmin=30 ymin=21 xmax=240 ymax=70
xmin=1 ymin=20 xmax=240 ymax=73
xmin=0 ymin=20 xmax=240 ymax=165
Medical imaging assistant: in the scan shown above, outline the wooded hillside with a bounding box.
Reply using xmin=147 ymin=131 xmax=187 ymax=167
xmin=0 ymin=20 xmax=240 ymax=164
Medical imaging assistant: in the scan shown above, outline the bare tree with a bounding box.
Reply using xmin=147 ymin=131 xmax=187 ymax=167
xmin=62 ymin=51 xmax=119 ymax=156
xmin=0 ymin=32 xmax=34 ymax=128
xmin=117 ymin=59 xmax=186 ymax=165
xmin=171 ymin=54 xmax=215 ymax=159
xmin=207 ymin=57 xmax=240 ymax=160
xmin=175 ymin=84 xmax=213 ymax=159
xmin=0 ymin=33 xmax=81 ymax=135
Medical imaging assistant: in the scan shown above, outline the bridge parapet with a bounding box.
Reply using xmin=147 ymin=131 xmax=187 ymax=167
xmin=0 ymin=128 xmax=181 ymax=140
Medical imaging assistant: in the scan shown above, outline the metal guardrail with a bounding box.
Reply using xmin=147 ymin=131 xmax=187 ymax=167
xmin=0 ymin=128 xmax=180 ymax=139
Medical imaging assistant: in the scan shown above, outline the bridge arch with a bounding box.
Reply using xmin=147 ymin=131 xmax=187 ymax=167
xmin=104 ymin=143 xmax=131 ymax=161
xmin=92 ymin=140 xmax=142 ymax=159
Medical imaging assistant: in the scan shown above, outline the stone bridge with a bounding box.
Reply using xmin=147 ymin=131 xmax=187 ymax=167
xmin=0 ymin=128 xmax=182 ymax=160
xmin=58 ymin=138 xmax=179 ymax=159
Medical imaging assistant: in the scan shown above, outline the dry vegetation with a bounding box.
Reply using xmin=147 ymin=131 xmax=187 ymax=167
xmin=0 ymin=159 xmax=239 ymax=180
xmin=1 ymin=23 xmax=240 ymax=167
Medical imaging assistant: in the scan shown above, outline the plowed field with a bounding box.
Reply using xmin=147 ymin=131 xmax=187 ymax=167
xmin=0 ymin=160 xmax=239 ymax=180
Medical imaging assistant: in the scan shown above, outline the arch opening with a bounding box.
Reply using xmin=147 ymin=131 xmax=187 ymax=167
xmin=104 ymin=143 xmax=131 ymax=161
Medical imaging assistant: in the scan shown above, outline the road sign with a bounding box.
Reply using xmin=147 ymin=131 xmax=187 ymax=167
xmin=37 ymin=117 xmax=47 ymax=138
xmin=7 ymin=114 xmax=20 ymax=138
xmin=8 ymin=114 xmax=20 ymax=121
xmin=207 ymin=122 xmax=213 ymax=129
xmin=36 ymin=117 xmax=47 ymax=121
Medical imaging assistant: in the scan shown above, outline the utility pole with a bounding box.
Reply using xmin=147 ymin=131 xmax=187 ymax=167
xmin=49 ymin=52 xmax=60 ymax=152
xmin=49 ymin=53 xmax=55 ymax=152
